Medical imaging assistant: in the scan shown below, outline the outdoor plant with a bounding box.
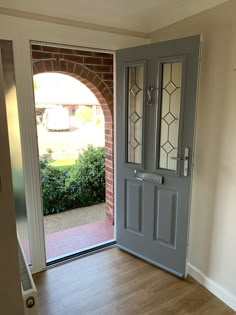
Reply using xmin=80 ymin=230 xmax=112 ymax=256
xmin=40 ymin=145 xmax=105 ymax=215
xmin=39 ymin=159 xmax=69 ymax=215
xmin=67 ymin=145 xmax=105 ymax=207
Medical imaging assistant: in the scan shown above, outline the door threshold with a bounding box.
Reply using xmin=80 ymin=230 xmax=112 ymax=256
xmin=46 ymin=240 xmax=116 ymax=268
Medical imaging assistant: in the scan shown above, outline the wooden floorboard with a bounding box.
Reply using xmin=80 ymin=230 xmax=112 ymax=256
xmin=33 ymin=247 xmax=235 ymax=315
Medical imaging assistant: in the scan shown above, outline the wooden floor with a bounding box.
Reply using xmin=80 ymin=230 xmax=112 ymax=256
xmin=33 ymin=248 xmax=234 ymax=315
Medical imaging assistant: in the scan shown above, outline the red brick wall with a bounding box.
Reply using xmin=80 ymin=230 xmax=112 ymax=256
xmin=31 ymin=45 xmax=114 ymax=223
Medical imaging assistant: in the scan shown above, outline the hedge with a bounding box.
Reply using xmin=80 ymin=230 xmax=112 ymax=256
xmin=40 ymin=146 xmax=105 ymax=215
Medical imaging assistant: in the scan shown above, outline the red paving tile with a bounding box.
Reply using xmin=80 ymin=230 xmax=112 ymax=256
xmin=45 ymin=219 xmax=114 ymax=261
xmin=21 ymin=219 xmax=114 ymax=264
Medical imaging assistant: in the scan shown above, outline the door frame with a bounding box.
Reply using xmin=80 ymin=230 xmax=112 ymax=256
xmin=23 ymin=41 xmax=116 ymax=273
xmin=18 ymin=37 xmax=199 ymax=275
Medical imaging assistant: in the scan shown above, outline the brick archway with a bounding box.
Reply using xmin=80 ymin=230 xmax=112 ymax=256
xmin=31 ymin=45 xmax=114 ymax=222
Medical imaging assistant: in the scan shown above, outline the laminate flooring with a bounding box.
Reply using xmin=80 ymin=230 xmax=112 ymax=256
xmin=33 ymin=247 xmax=235 ymax=315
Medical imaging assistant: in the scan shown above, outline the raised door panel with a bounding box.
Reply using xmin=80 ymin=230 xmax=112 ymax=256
xmin=124 ymin=180 xmax=143 ymax=235
xmin=153 ymin=187 xmax=177 ymax=248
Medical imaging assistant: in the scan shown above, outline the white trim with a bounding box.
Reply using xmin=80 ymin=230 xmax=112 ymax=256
xmin=31 ymin=40 xmax=115 ymax=55
xmin=185 ymin=35 xmax=203 ymax=278
xmin=187 ymin=263 xmax=236 ymax=311
xmin=13 ymin=38 xmax=47 ymax=273
xmin=113 ymin=51 xmax=117 ymax=241
xmin=29 ymin=43 xmax=115 ymax=271
xmin=0 ymin=7 xmax=148 ymax=39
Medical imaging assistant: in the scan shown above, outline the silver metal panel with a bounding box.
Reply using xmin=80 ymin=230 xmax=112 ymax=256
xmin=134 ymin=170 xmax=163 ymax=184
xmin=124 ymin=180 xmax=143 ymax=234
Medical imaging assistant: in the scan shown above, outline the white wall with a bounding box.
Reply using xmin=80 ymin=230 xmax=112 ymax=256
xmin=151 ymin=0 xmax=236 ymax=310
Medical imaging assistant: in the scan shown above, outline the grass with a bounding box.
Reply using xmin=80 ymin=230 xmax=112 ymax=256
xmin=49 ymin=158 xmax=76 ymax=167
xmin=55 ymin=165 xmax=73 ymax=171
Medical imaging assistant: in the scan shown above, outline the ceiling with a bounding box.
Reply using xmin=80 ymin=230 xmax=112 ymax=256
xmin=0 ymin=0 xmax=230 ymax=36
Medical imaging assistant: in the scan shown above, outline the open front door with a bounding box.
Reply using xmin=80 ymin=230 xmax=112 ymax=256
xmin=116 ymin=35 xmax=200 ymax=277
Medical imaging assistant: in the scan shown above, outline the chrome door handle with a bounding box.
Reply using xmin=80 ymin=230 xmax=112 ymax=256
xmin=183 ymin=147 xmax=190 ymax=176
xmin=171 ymin=148 xmax=190 ymax=176
xmin=146 ymin=86 xmax=154 ymax=106
xmin=171 ymin=157 xmax=185 ymax=161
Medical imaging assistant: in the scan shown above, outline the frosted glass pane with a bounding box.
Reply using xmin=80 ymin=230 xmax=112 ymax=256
xmin=163 ymin=63 xmax=171 ymax=87
xmin=159 ymin=62 xmax=182 ymax=171
xmin=171 ymin=63 xmax=182 ymax=87
xmin=162 ymin=90 xmax=169 ymax=118
xmin=127 ymin=65 xmax=144 ymax=164
xmin=2 ymin=44 xmax=31 ymax=264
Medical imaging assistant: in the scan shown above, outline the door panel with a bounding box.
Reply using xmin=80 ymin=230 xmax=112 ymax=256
xmin=125 ymin=180 xmax=143 ymax=234
xmin=116 ymin=36 xmax=200 ymax=277
xmin=154 ymin=188 xmax=177 ymax=247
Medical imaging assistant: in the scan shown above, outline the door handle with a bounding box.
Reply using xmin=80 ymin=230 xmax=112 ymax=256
xmin=171 ymin=147 xmax=190 ymax=176
xmin=146 ymin=86 xmax=154 ymax=106
xmin=171 ymin=157 xmax=185 ymax=161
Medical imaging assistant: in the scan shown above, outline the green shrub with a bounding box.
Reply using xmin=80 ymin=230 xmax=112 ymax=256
xmin=39 ymin=160 xmax=69 ymax=215
xmin=67 ymin=145 xmax=105 ymax=208
xmin=39 ymin=145 xmax=105 ymax=215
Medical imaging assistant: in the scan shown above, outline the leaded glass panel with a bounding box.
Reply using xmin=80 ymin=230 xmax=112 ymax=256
xmin=127 ymin=65 xmax=144 ymax=164
xmin=159 ymin=62 xmax=182 ymax=171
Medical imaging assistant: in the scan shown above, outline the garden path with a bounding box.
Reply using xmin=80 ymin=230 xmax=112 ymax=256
xmin=44 ymin=203 xmax=106 ymax=233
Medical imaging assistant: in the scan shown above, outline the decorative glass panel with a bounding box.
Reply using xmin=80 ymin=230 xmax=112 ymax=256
xmin=159 ymin=62 xmax=182 ymax=171
xmin=127 ymin=65 xmax=144 ymax=164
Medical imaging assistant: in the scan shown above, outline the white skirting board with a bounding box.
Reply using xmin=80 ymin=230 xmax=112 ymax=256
xmin=187 ymin=263 xmax=236 ymax=311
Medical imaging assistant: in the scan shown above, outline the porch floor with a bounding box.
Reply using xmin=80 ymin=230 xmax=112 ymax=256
xmin=45 ymin=219 xmax=114 ymax=261
xmin=20 ymin=203 xmax=114 ymax=263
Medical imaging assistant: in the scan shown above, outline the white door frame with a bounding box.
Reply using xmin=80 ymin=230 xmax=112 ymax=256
xmin=0 ymin=15 xmax=147 ymax=273
xmin=21 ymin=41 xmax=117 ymax=273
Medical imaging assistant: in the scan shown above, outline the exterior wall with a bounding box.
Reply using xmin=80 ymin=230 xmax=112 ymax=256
xmin=151 ymin=0 xmax=236 ymax=310
xmin=31 ymin=44 xmax=114 ymax=221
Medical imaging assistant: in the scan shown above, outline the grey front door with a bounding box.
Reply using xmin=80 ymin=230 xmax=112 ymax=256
xmin=116 ymin=36 xmax=200 ymax=277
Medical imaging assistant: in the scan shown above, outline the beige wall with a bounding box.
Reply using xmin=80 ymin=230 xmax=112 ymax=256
xmin=151 ymin=0 xmax=236 ymax=308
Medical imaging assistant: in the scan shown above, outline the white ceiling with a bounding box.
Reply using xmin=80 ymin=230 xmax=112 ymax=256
xmin=0 ymin=0 xmax=230 ymax=34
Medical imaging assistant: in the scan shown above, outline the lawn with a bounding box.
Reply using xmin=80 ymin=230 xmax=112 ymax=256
xmin=49 ymin=158 xmax=76 ymax=168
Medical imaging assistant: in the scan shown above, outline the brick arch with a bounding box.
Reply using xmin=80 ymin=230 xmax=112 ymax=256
xmin=33 ymin=58 xmax=114 ymax=223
